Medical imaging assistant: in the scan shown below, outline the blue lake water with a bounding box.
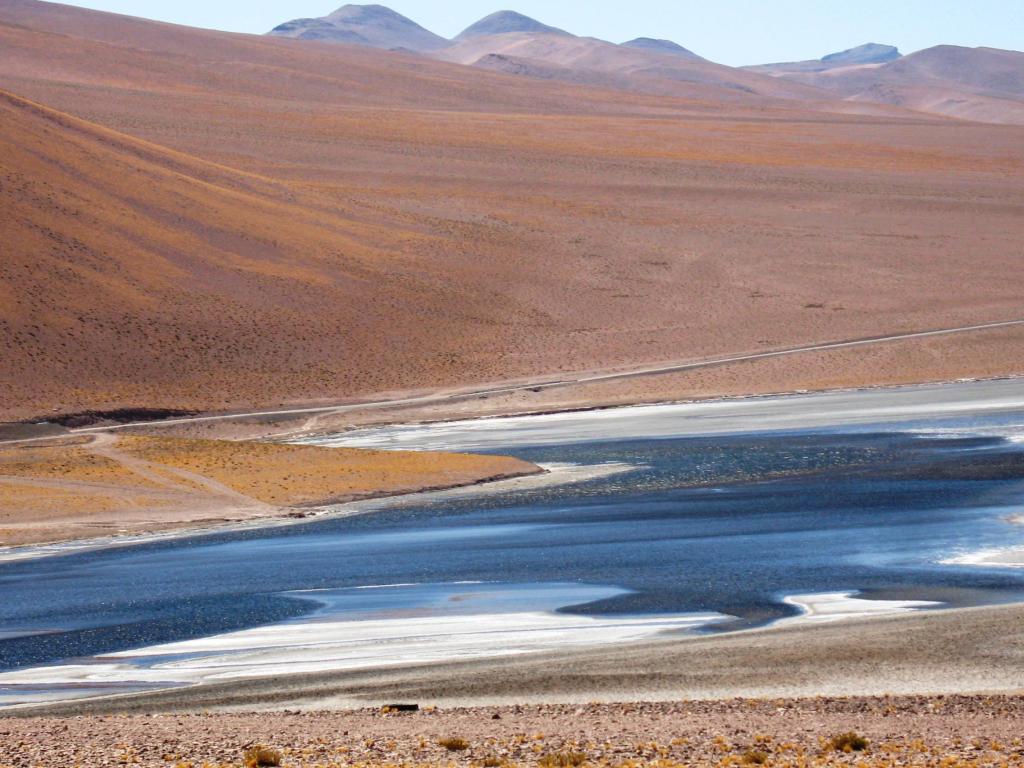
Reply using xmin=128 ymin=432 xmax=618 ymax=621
xmin=2 ymin=399 xmax=1024 ymax=686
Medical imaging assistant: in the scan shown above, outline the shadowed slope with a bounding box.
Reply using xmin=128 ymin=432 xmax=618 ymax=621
xmin=622 ymin=38 xmax=701 ymax=59
xmin=0 ymin=88 xmax=518 ymax=416
xmin=823 ymin=43 xmax=901 ymax=66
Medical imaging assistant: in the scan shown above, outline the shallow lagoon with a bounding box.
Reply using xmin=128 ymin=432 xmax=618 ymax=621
xmin=3 ymin=383 xmax=1024 ymax=704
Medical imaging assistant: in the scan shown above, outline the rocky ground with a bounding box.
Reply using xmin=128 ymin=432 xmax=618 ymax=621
xmin=4 ymin=697 xmax=1024 ymax=767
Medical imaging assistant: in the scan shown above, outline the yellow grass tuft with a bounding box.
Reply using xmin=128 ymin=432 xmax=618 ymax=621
xmin=825 ymin=732 xmax=869 ymax=753
xmin=538 ymin=752 xmax=588 ymax=767
xmin=243 ymin=745 xmax=282 ymax=767
xmin=438 ymin=737 xmax=471 ymax=752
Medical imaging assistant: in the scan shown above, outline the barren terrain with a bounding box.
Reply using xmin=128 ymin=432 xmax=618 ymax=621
xmin=1 ymin=1 xmax=1023 ymax=422
xmin=5 ymin=696 xmax=1024 ymax=767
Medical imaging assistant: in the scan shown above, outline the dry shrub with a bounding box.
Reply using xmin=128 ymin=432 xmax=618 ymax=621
xmin=439 ymin=737 xmax=471 ymax=752
xmin=538 ymin=752 xmax=588 ymax=768
xmin=243 ymin=746 xmax=282 ymax=767
xmin=742 ymin=749 xmax=769 ymax=764
xmin=827 ymin=732 xmax=869 ymax=753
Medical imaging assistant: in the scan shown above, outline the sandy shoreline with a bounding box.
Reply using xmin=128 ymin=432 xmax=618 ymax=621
xmin=0 ymin=462 xmax=631 ymax=564
xmin=304 ymin=376 xmax=1024 ymax=452
xmin=0 ymin=588 xmax=943 ymax=710
xmin=4 ymin=375 xmax=1022 ymax=560
xmin=8 ymin=599 xmax=1024 ymax=717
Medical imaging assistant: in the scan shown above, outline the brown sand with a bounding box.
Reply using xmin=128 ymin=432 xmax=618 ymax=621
xmin=5 ymin=696 xmax=1024 ymax=767
xmin=0 ymin=435 xmax=539 ymax=547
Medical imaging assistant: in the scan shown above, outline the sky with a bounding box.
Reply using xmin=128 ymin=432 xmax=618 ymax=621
xmin=56 ymin=0 xmax=1024 ymax=66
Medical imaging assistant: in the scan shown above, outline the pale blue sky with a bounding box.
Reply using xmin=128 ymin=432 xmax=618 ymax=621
xmin=57 ymin=0 xmax=1024 ymax=66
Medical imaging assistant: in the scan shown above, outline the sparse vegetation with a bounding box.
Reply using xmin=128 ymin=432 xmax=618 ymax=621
xmin=538 ymin=752 xmax=588 ymax=767
xmin=0 ymin=434 xmax=538 ymax=547
xmin=5 ymin=698 xmax=1024 ymax=768
xmin=826 ymin=731 xmax=869 ymax=753
xmin=243 ymin=745 xmax=282 ymax=767
xmin=438 ymin=737 xmax=471 ymax=752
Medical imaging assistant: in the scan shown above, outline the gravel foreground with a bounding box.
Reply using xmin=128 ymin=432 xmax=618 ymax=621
xmin=4 ymin=696 xmax=1024 ymax=767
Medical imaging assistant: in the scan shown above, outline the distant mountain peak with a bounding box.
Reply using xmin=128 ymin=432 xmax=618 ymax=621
xmin=269 ymin=4 xmax=447 ymax=51
xmin=821 ymin=43 xmax=901 ymax=65
xmin=325 ymin=4 xmax=414 ymax=24
xmin=456 ymin=10 xmax=570 ymax=39
xmin=621 ymin=37 xmax=699 ymax=59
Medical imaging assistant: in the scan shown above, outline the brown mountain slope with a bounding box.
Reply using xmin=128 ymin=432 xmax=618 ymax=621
xmin=2 ymin=2 xmax=1024 ymax=421
xmin=0 ymin=88 xmax=524 ymax=416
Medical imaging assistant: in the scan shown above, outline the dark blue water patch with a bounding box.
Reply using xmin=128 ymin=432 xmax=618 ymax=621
xmin=2 ymin=428 xmax=1024 ymax=672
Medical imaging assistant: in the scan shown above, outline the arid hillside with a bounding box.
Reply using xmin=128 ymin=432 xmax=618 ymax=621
xmin=1 ymin=0 xmax=1024 ymax=421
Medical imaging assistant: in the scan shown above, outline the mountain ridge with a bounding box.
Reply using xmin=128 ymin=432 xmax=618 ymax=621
xmin=264 ymin=5 xmax=1024 ymax=124
xmin=756 ymin=43 xmax=1024 ymax=123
